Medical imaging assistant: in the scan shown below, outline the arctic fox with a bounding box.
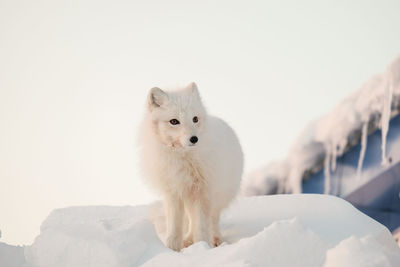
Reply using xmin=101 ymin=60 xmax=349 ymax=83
xmin=139 ymin=82 xmax=243 ymax=251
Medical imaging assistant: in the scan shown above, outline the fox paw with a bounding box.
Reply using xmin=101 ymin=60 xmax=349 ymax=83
xmin=183 ymin=236 xmax=193 ymax=248
xmin=166 ymin=236 xmax=182 ymax=251
xmin=213 ymin=236 xmax=222 ymax=247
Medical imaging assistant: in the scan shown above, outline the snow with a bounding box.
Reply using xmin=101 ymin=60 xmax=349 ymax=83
xmin=24 ymin=205 xmax=164 ymax=267
xmin=243 ymin=54 xmax=400 ymax=195
xmin=357 ymin=121 xmax=369 ymax=177
xmin=381 ymin=76 xmax=393 ymax=166
xmin=323 ymin=148 xmax=331 ymax=194
xmin=324 ymin=235 xmax=400 ymax=267
xmin=8 ymin=194 xmax=397 ymax=267
xmin=144 ymin=218 xmax=328 ymax=267
xmin=240 ymin=161 xmax=289 ymax=196
xmin=0 ymin=242 xmax=30 ymax=267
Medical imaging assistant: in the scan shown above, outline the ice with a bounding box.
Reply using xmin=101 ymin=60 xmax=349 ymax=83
xmin=241 ymin=160 xmax=289 ymax=196
xmin=381 ymin=78 xmax=393 ymax=165
xmin=323 ymin=149 xmax=331 ymax=194
xmin=244 ymin=54 xmax=400 ymax=196
xmin=381 ymin=57 xmax=400 ymax=165
xmin=357 ymin=121 xmax=369 ymax=177
xmin=284 ymin=131 xmax=325 ymax=194
xmin=286 ymin=167 xmax=303 ymax=194
xmin=14 ymin=194 xmax=399 ymax=267
xmin=331 ymin=143 xmax=337 ymax=172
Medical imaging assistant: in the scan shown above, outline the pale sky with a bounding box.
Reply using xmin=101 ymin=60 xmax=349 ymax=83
xmin=0 ymin=0 xmax=399 ymax=245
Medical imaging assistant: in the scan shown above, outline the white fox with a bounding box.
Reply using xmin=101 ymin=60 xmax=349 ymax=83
xmin=139 ymin=82 xmax=243 ymax=251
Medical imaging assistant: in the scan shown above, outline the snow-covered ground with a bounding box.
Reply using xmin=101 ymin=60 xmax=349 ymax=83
xmin=0 ymin=242 xmax=29 ymax=267
xmin=1 ymin=194 xmax=399 ymax=267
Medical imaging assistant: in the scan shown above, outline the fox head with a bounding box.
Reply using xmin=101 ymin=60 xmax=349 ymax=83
xmin=146 ymin=82 xmax=207 ymax=149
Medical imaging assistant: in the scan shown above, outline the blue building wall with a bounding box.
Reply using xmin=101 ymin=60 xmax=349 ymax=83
xmin=302 ymin=115 xmax=400 ymax=232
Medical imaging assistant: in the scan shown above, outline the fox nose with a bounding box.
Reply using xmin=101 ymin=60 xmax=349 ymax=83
xmin=190 ymin=136 xmax=198 ymax=144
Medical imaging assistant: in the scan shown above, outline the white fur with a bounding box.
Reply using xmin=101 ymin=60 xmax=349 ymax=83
xmin=139 ymin=82 xmax=243 ymax=251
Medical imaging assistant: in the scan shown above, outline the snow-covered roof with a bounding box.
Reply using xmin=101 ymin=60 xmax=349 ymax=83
xmin=242 ymin=54 xmax=400 ymax=197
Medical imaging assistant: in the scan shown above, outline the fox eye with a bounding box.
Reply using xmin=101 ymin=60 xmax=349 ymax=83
xmin=169 ymin=119 xmax=180 ymax=125
xmin=193 ymin=116 xmax=198 ymax=123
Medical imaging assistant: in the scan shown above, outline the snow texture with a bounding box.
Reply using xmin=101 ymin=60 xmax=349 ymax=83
xmin=17 ymin=195 xmax=400 ymax=267
xmin=243 ymin=55 xmax=400 ymax=196
xmin=0 ymin=242 xmax=31 ymax=267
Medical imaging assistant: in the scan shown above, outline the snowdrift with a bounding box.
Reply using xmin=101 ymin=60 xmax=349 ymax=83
xmin=20 ymin=195 xmax=400 ymax=267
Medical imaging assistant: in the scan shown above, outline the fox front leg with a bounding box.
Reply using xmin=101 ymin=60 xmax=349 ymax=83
xmin=185 ymin=192 xmax=212 ymax=247
xmin=211 ymin=208 xmax=222 ymax=247
xmin=164 ymin=195 xmax=184 ymax=251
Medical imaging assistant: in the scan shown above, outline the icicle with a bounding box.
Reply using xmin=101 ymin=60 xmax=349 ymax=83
xmin=287 ymin=167 xmax=302 ymax=194
xmin=277 ymin=178 xmax=285 ymax=194
xmin=357 ymin=121 xmax=368 ymax=178
xmin=332 ymin=169 xmax=341 ymax=196
xmin=324 ymin=147 xmax=331 ymax=194
xmin=381 ymin=80 xmax=393 ymax=165
xmin=331 ymin=142 xmax=337 ymax=172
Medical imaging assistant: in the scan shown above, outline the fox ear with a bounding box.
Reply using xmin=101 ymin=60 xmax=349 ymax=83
xmin=186 ymin=82 xmax=199 ymax=97
xmin=148 ymin=87 xmax=168 ymax=110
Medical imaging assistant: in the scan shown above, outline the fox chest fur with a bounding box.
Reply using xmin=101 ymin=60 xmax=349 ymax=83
xmin=155 ymin=149 xmax=210 ymax=199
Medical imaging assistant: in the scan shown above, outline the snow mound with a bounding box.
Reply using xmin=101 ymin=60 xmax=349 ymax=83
xmin=24 ymin=195 xmax=400 ymax=267
xmin=324 ymin=236 xmax=400 ymax=267
xmin=144 ymin=218 xmax=328 ymax=267
xmin=0 ymin=242 xmax=30 ymax=267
